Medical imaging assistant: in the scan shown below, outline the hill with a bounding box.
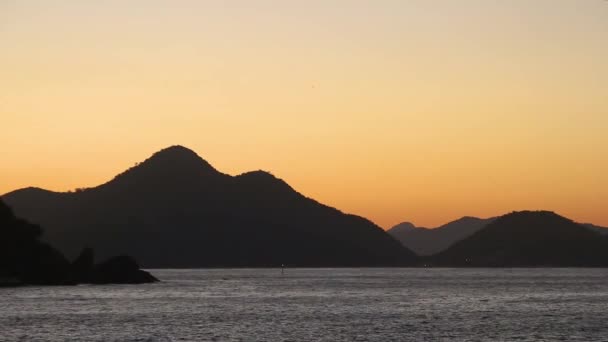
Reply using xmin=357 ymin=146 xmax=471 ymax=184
xmin=388 ymin=217 xmax=495 ymax=256
xmin=0 ymin=198 xmax=72 ymax=285
xmin=0 ymin=199 xmax=157 ymax=285
xmin=3 ymin=146 xmax=416 ymax=268
xmin=433 ymin=211 xmax=608 ymax=267
xmin=583 ymin=223 xmax=608 ymax=235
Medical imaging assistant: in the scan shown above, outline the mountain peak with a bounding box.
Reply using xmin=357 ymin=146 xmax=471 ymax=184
xmin=458 ymin=216 xmax=482 ymax=221
xmin=503 ymin=210 xmax=563 ymax=221
xmin=235 ymin=170 xmax=298 ymax=195
xmin=106 ymin=145 xmax=222 ymax=186
xmin=238 ymin=170 xmax=279 ymax=180
xmin=155 ymin=144 xmax=196 ymax=155
xmin=389 ymin=222 xmax=419 ymax=232
xmin=398 ymin=222 xmax=417 ymax=229
xmin=436 ymin=209 xmax=608 ymax=266
xmin=142 ymin=145 xmax=217 ymax=171
xmin=150 ymin=145 xmax=203 ymax=161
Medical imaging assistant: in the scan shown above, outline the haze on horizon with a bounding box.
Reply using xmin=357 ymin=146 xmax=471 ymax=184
xmin=1 ymin=0 xmax=607 ymax=228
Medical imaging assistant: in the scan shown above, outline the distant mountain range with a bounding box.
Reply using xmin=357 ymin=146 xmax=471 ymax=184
xmin=4 ymin=145 xmax=608 ymax=268
xmin=3 ymin=146 xmax=415 ymax=268
xmin=388 ymin=217 xmax=496 ymax=256
xmin=389 ymin=216 xmax=607 ymax=257
xmin=433 ymin=211 xmax=608 ymax=267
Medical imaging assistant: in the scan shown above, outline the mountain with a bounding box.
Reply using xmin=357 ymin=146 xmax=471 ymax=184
xmin=583 ymin=223 xmax=608 ymax=235
xmin=3 ymin=146 xmax=416 ymax=268
xmin=433 ymin=211 xmax=608 ymax=267
xmin=388 ymin=217 xmax=495 ymax=256
xmin=0 ymin=198 xmax=72 ymax=285
xmin=0 ymin=199 xmax=157 ymax=285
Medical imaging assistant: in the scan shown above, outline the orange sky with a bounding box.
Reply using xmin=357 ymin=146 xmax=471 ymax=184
xmin=1 ymin=1 xmax=607 ymax=228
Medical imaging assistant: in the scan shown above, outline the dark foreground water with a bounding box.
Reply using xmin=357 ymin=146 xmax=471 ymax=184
xmin=1 ymin=268 xmax=608 ymax=341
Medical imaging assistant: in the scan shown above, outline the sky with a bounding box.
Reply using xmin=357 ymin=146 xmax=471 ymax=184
xmin=1 ymin=0 xmax=607 ymax=229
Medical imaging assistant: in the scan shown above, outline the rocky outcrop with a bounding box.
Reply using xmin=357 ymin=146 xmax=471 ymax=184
xmin=91 ymin=255 xmax=158 ymax=284
xmin=0 ymin=199 xmax=158 ymax=286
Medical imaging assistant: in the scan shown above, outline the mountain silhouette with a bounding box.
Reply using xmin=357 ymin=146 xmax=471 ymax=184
xmin=0 ymin=199 xmax=157 ymax=285
xmin=433 ymin=211 xmax=608 ymax=267
xmin=388 ymin=217 xmax=495 ymax=256
xmin=0 ymin=198 xmax=72 ymax=285
xmin=583 ymin=223 xmax=608 ymax=235
xmin=3 ymin=146 xmax=416 ymax=267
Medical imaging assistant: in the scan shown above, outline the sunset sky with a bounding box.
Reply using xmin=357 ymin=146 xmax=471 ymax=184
xmin=1 ymin=0 xmax=607 ymax=228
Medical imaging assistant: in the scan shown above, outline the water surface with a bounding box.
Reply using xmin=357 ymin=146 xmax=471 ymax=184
xmin=1 ymin=268 xmax=607 ymax=341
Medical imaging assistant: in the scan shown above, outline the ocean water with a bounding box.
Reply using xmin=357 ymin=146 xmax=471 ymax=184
xmin=1 ymin=268 xmax=607 ymax=341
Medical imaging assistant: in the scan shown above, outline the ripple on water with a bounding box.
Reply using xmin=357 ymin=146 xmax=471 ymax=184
xmin=1 ymin=268 xmax=607 ymax=341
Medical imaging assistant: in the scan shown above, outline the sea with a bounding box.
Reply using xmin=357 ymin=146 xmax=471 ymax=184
xmin=1 ymin=268 xmax=607 ymax=341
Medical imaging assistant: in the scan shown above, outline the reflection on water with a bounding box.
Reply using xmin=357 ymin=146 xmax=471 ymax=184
xmin=1 ymin=268 xmax=607 ymax=341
